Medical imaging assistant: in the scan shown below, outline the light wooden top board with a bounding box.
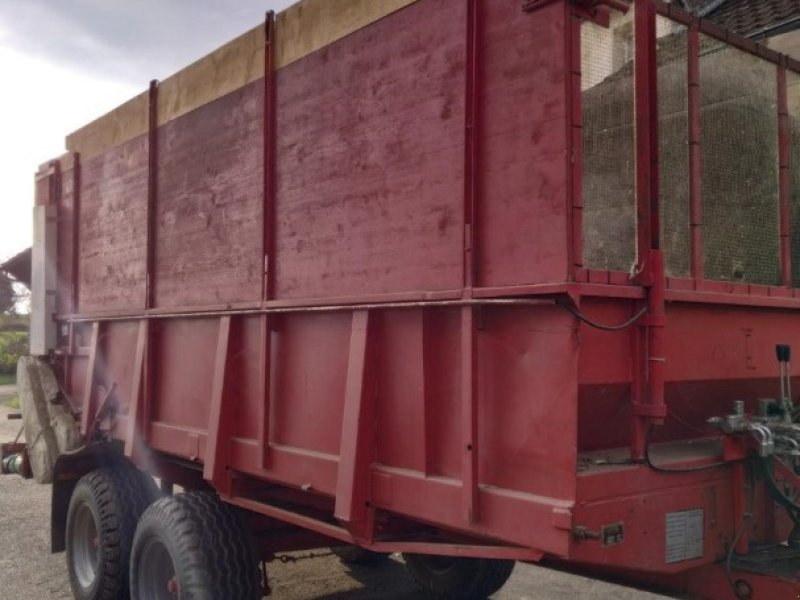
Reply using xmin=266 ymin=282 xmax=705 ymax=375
xmin=66 ymin=0 xmax=421 ymax=160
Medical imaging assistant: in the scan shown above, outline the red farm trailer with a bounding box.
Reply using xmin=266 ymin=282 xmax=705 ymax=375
xmin=9 ymin=0 xmax=800 ymax=598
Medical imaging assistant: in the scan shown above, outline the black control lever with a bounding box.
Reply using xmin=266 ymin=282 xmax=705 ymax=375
xmin=777 ymin=344 xmax=793 ymax=420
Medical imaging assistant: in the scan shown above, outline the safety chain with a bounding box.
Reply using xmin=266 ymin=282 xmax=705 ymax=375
xmin=276 ymin=550 xmax=334 ymax=564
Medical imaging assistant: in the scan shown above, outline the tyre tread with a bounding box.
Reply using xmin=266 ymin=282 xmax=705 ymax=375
xmin=132 ymin=491 xmax=260 ymax=600
xmin=404 ymin=554 xmax=515 ymax=600
xmin=67 ymin=465 xmax=157 ymax=600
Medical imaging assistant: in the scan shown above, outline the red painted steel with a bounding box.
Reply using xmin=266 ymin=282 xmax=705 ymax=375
xmin=45 ymin=1 xmax=800 ymax=599
xmin=146 ymin=80 xmax=158 ymax=310
xmin=779 ymin=60 xmax=792 ymax=287
xmin=333 ymin=310 xmax=377 ymax=540
xmin=260 ymin=10 xmax=276 ymax=470
xmin=688 ymin=25 xmax=703 ymax=280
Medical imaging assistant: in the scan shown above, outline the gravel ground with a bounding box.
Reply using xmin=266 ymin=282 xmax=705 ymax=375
xmin=0 ymin=393 xmax=672 ymax=600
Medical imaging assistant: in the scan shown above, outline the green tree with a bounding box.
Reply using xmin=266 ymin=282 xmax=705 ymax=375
xmin=0 ymin=274 xmax=14 ymax=315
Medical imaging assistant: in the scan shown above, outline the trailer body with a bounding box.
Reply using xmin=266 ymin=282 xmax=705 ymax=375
xmin=29 ymin=0 xmax=800 ymax=598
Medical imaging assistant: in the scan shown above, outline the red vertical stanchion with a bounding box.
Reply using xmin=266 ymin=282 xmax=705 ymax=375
xmin=461 ymin=0 xmax=481 ymax=524
xmin=260 ymin=11 xmax=277 ymax=470
xmin=632 ymin=0 xmax=667 ymax=460
xmin=71 ymin=153 xmax=81 ymax=314
xmin=569 ymin=8 xmax=584 ymax=275
xmin=146 ymin=79 xmax=159 ymax=311
xmin=778 ymin=59 xmax=792 ymax=287
xmin=141 ymin=79 xmax=159 ymax=449
xmin=688 ymin=24 xmax=704 ymax=280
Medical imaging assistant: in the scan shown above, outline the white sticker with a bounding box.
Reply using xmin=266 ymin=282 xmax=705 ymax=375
xmin=665 ymin=509 xmax=704 ymax=564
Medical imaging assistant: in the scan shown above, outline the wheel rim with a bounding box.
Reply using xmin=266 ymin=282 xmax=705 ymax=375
xmin=416 ymin=554 xmax=457 ymax=576
xmin=137 ymin=536 xmax=178 ymax=600
xmin=71 ymin=504 xmax=100 ymax=590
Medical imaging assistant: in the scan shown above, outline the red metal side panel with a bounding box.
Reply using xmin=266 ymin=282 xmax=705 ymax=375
xmin=374 ymin=309 xmax=464 ymax=479
xmin=478 ymin=306 xmax=577 ymax=498
xmin=271 ymin=313 xmax=351 ymax=455
xmin=273 ymin=0 xmax=467 ymax=300
xmin=577 ymin=301 xmax=800 ymax=451
xmin=155 ymin=81 xmax=263 ymax=309
xmin=228 ymin=315 xmax=264 ymax=442
xmin=477 ymin=0 xmax=570 ymax=287
xmin=78 ymin=136 xmax=148 ymax=312
xmin=375 ymin=310 xmax=428 ymax=474
xmin=422 ymin=308 xmax=464 ymax=479
xmin=151 ymin=319 xmax=218 ymax=431
xmin=94 ymin=321 xmax=140 ymax=415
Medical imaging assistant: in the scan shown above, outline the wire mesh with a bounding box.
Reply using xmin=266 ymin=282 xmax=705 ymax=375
xmin=656 ymin=17 xmax=690 ymax=278
xmin=789 ymin=71 xmax=800 ymax=287
xmin=581 ymin=9 xmax=637 ymax=273
xmin=699 ymin=36 xmax=780 ymax=285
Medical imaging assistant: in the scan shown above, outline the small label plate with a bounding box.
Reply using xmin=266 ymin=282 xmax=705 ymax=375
xmin=665 ymin=509 xmax=704 ymax=564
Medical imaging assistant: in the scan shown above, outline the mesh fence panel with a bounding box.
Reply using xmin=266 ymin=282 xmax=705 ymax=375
xmin=789 ymin=71 xmax=800 ymax=286
xmin=656 ymin=19 xmax=690 ymax=278
xmin=699 ymin=37 xmax=780 ymax=285
xmin=581 ymin=10 xmax=636 ymax=272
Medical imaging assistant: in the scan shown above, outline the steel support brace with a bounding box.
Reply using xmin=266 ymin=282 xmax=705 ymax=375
xmin=461 ymin=305 xmax=479 ymax=523
xmin=204 ymin=316 xmax=234 ymax=495
xmin=334 ymin=310 xmax=377 ymax=540
xmin=258 ymin=314 xmax=272 ymax=470
xmin=125 ymin=320 xmax=149 ymax=462
xmin=79 ymin=322 xmax=101 ymax=436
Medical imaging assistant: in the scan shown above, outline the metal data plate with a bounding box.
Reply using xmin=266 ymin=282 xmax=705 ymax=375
xmin=665 ymin=509 xmax=704 ymax=564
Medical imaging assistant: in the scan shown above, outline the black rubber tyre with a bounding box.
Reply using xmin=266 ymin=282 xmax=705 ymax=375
xmin=66 ymin=466 xmax=159 ymax=600
xmin=331 ymin=545 xmax=390 ymax=564
xmin=403 ymin=554 xmax=515 ymax=600
xmin=130 ymin=491 xmax=261 ymax=600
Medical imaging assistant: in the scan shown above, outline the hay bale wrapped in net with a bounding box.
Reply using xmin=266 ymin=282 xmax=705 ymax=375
xmin=582 ymin=31 xmax=788 ymax=285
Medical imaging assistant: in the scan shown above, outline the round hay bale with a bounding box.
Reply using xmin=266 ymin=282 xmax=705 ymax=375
xmin=17 ymin=356 xmax=82 ymax=483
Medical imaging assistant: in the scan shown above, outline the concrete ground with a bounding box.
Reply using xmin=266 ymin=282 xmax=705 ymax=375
xmin=0 ymin=393 xmax=674 ymax=600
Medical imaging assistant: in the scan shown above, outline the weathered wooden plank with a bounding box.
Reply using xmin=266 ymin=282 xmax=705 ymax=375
xmin=66 ymin=0 xmax=423 ymax=160
xmin=274 ymin=0 xmax=467 ymax=299
xmin=78 ymin=135 xmax=148 ymax=313
xmin=476 ymin=0 xmax=570 ymax=287
xmin=154 ymin=80 xmax=263 ymax=308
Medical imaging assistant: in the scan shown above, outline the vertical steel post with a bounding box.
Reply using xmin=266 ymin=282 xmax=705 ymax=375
xmin=260 ymin=10 xmax=277 ymax=469
xmin=688 ymin=24 xmax=704 ymax=280
xmin=262 ymin=10 xmax=277 ymax=304
xmin=632 ymin=0 xmax=667 ymax=459
xmin=463 ymin=0 xmax=481 ymax=290
xmin=205 ymin=316 xmax=234 ymax=496
xmin=146 ymin=79 xmax=159 ymax=311
xmin=778 ymin=59 xmax=792 ymax=287
xmin=634 ymin=0 xmax=656 ymax=260
xmin=460 ymin=0 xmax=481 ymax=524
xmin=71 ymin=153 xmax=81 ymax=314
xmin=569 ymin=7 xmax=584 ymax=273
xmin=125 ymin=320 xmax=149 ymax=462
xmin=80 ymin=322 xmax=100 ymax=436
xmin=335 ymin=310 xmax=377 ymax=541
xmin=141 ymin=79 xmax=159 ymax=449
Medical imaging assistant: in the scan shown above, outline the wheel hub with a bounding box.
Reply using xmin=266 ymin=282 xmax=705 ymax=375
xmin=71 ymin=504 xmax=100 ymax=590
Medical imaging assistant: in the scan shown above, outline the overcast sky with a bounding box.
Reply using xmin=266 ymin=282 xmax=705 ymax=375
xmin=0 ymin=0 xmax=294 ymax=264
